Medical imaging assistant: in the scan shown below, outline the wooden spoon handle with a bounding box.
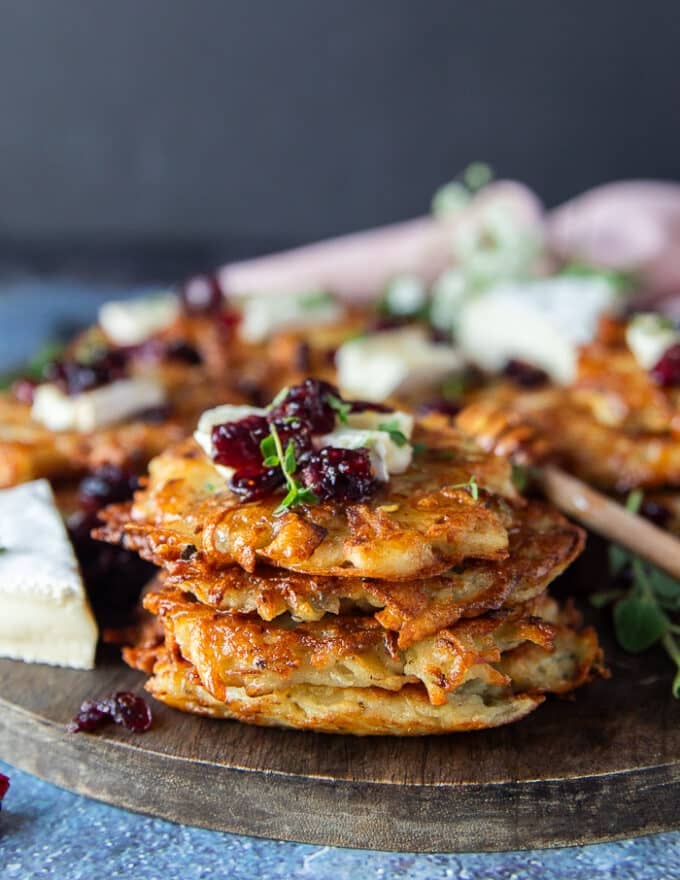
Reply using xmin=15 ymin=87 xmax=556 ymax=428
xmin=537 ymin=464 xmax=680 ymax=580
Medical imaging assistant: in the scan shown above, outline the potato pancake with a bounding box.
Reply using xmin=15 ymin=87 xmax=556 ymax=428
xmin=133 ymin=611 xmax=602 ymax=736
xmin=98 ymin=420 xmax=521 ymax=580
xmin=144 ymin=502 xmax=583 ymax=647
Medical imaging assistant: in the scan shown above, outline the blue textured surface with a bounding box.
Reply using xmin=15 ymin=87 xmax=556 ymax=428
xmin=1 ymin=762 xmax=679 ymax=879
xmin=1 ymin=280 xmax=679 ymax=878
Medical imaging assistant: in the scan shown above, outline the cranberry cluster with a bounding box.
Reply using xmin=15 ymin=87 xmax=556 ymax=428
xmin=45 ymin=349 xmax=129 ymax=396
xmin=68 ymin=465 xmax=156 ymax=627
xmin=213 ymin=379 xmax=379 ymax=504
xmin=417 ymin=398 xmax=462 ymax=418
xmin=650 ymin=343 xmax=680 ymax=387
xmin=502 ymin=359 xmax=549 ymax=389
xmin=68 ymin=691 xmax=152 ymax=734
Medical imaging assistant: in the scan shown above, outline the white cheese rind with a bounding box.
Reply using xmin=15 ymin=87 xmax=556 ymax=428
xmin=99 ymin=292 xmax=180 ymax=346
xmin=456 ymin=276 xmax=621 ymax=384
xmin=336 ymin=327 xmax=463 ymax=402
xmin=31 ymin=378 xmax=166 ymax=432
xmin=625 ymin=313 xmax=679 ymax=370
xmin=0 ymin=480 xmax=97 ymax=669
xmin=238 ymin=291 xmax=342 ymax=344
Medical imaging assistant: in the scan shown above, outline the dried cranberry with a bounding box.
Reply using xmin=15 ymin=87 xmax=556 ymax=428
xmin=229 ymin=466 xmax=285 ymax=501
xmin=348 ymin=400 xmax=392 ymax=414
xmin=104 ymin=691 xmax=153 ymax=732
xmin=268 ymin=378 xmax=340 ymax=434
xmin=45 ymin=349 xmax=128 ymax=395
xmin=68 ymin=691 xmax=152 ymax=734
xmin=12 ymin=377 xmax=38 ymax=404
xmin=67 ymin=698 xmax=110 ymax=733
xmin=78 ymin=464 xmax=139 ymax=514
xmin=417 ymin=398 xmax=461 ymax=417
xmin=502 ymin=359 xmax=549 ymax=388
xmin=212 ymin=415 xmax=270 ymax=469
xmin=367 ymin=315 xmax=409 ymax=332
xmin=650 ymin=343 xmax=680 ymax=387
xmin=0 ymin=773 xmax=10 ymax=806
xmin=300 ymin=447 xmax=378 ymax=503
xmin=164 ymin=340 xmax=202 ymax=365
xmin=640 ymin=500 xmax=672 ymax=528
xmin=271 ymin=417 xmax=313 ymax=459
xmin=179 ymin=273 xmax=223 ymax=314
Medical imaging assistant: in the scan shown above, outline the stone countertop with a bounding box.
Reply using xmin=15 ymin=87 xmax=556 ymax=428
xmin=0 ymin=279 xmax=678 ymax=879
xmin=1 ymin=761 xmax=678 ymax=880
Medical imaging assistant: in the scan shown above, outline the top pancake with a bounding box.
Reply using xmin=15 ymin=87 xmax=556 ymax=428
xmin=98 ymin=419 xmax=521 ymax=581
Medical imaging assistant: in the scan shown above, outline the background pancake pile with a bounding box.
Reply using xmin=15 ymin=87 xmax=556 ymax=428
xmin=100 ymin=395 xmax=604 ymax=736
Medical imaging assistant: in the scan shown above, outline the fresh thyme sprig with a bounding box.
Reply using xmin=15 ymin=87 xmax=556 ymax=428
xmin=0 ymin=340 xmax=65 ymax=390
xmin=591 ymin=490 xmax=680 ymax=698
xmin=450 ymin=475 xmax=479 ymax=501
xmin=377 ymin=420 xmax=408 ymax=447
xmin=260 ymin=423 xmax=318 ymax=516
xmin=328 ymin=394 xmax=351 ymax=424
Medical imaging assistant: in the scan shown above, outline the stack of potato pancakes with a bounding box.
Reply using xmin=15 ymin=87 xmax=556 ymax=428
xmin=99 ymin=379 xmax=603 ymax=735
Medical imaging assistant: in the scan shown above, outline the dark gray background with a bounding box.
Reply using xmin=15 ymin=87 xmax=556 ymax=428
xmin=0 ymin=0 xmax=679 ymax=254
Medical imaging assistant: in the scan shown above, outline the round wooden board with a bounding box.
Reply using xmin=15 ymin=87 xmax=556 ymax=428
xmin=1 ymin=627 xmax=679 ymax=853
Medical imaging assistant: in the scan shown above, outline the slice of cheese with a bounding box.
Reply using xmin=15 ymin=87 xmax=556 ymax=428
xmin=336 ymin=327 xmax=464 ymax=402
xmin=31 ymin=377 xmax=166 ymax=432
xmin=625 ymin=313 xmax=679 ymax=370
xmin=238 ymin=291 xmax=342 ymax=343
xmin=0 ymin=480 xmax=97 ymax=669
xmin=456 ymin=276 xmax=621 ymax=384
xmin=99 ymin=292 xmax=180 ymax=346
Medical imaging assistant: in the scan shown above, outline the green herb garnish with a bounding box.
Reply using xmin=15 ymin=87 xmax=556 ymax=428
xmin=0 ymin=340 xmax=65 ymax=390
xmin=377 ymin=420 xmax=408 ymax=448
xmin=262 ymin=423 xmax=318 ymax=516
xmin=591 ymin=490 xmax=680 ymax=697
xmin=0 ymin=546 xmax=7 ymax=555
xmin=328 ymin=394 xmax=352 ymax=424
xmin=299 ymin=290 xmax=334 ymax=310
xmin=559 ymin=262 xmax=635 ymax=294
xmin=450 ymin=475 xmax=479 ymax=501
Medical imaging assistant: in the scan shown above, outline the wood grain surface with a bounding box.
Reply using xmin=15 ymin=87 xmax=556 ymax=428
xmin=1 ymin=615 xmax=678 ymax=853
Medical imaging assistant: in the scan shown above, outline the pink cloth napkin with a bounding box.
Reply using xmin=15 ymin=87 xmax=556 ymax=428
xmin=219 ymin=179 xmax=680 ymax=311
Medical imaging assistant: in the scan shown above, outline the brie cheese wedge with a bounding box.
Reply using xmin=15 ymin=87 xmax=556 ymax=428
xmin=31 ymin=377 xmax=166 ymax=432
xmin=456 ymin=276 xmax=622 ymax=384
xmin=238 ymin=291 xmax=342 ymax=343
xmin=99 ymin=292 xmax=180 ymax=346
xmin=0 ymin=480 xmax=97 ymax=669
xmin=336 ymin=327 xmax=463 ymax=402
xmin=625 ymin=313 xmax=678 ymax=370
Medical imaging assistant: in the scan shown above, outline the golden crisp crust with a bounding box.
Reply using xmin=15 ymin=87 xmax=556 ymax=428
xmin=134 ymin=612 xmax=603 ymax=735
xmin=0 ymin=369 xmax=245 ymax=488
xmin=573 ymin=318 xmax=680 ymax=434
xmin=458 ymin=386 xmax=680 ymax=492
xmin=149 ymin=501 xmax=584 ymax=647
xmin=140 ymin=589 xmax=558 ymax=706
xmin=97 ymin=421 xmax=520 ymax=581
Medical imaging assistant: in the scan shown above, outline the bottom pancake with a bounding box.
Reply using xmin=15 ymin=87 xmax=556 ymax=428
xmin=127 ymin=592 xmax=604 ymax=735
xmin=142 ymin=621 xmax=601 ymax=736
